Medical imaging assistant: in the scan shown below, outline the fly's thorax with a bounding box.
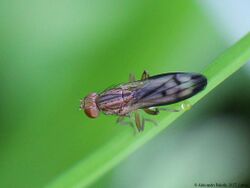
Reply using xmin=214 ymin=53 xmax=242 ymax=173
xmin=122 ymin=89 xmax=134 ymax=102
xmin=82 ymin=93 xmax=99 ymax=118
xmin=96 ymin=88 xmax=133 ymax=115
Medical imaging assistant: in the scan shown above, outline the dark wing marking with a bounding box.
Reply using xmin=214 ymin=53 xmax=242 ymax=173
xmin=133 ymin=72 xmax=207 ymax=108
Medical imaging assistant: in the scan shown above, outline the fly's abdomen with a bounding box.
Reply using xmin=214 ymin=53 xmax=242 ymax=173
xmin=134 ymin=72 xmax=207 ymax=108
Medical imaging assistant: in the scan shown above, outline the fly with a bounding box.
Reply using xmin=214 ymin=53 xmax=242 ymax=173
xmin=80 ymin=71 xmax=207 ymax=132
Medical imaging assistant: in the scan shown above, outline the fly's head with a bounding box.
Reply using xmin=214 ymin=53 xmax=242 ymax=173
xmin=80 ymin=93 xmax=99 ymax=118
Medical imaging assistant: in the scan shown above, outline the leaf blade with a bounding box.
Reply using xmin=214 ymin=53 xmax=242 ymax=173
xmin=47 ymin=33 xmax=250 ymax=188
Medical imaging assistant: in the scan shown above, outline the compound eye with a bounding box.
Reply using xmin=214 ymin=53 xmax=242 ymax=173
xmin=84 ymin=107 xmax=99 ymax=118
xmin=82 ymin=93 xmax=99 ymax=118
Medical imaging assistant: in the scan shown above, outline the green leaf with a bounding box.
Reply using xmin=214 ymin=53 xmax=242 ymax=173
xmin=47 ymin=33 xmax=250 ymax=188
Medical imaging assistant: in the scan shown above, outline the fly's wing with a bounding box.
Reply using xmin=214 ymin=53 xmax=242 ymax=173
xmin=132 ymin=72 xmax=207 ymax=109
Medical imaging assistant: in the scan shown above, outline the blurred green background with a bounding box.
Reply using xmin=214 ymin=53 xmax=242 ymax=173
xmin=0 ymin=1 xmax=249 ymax=188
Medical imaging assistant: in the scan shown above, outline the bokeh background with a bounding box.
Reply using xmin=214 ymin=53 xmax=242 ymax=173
xmin=0 ymin=0 xmax=249 ymax=187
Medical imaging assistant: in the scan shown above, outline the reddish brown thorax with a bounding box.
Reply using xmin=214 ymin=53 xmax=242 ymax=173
xmin=81 ymin=93 xmax=99 ymax=118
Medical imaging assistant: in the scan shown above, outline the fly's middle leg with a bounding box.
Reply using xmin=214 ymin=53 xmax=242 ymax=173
xmin=134 ymin=111 xmax=142 ymax=132
xmin=134 ymin=111 xmax=158 ymax=132
xmin=129 ymin=73 xmax=136 ymax=82
xmin=143 ymin=117 xmax=158 ymax=127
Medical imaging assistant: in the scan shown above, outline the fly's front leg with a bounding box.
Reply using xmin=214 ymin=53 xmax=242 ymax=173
xmin=141 ymin=70 xmax=150 ymax=80
xmin=143 ymin=107 xmax=159 ymax=115
xmin=116 ymin=115 xmax=133 ymax=127
xmin=117 ymin=115 xmax=137 ymax=134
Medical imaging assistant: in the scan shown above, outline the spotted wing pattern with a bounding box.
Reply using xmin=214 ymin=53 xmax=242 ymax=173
xmin=132 ymin=72 xmax=207 ymax=109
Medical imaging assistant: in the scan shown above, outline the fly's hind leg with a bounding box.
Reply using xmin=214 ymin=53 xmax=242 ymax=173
xmin=180 ymin=102 xmax=192 ymax=111
xmin=129 ymin=70 xmax=149 ymax=82
xmin=142 ymin=107 xmax=159 ymax=128
xmin=158 ymin=102 xmax=192 ymax=112
xmin=141 ymin=70 xmax=150 ymax=80
xmin=143 ymin=107 xmax=159 ymax=115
